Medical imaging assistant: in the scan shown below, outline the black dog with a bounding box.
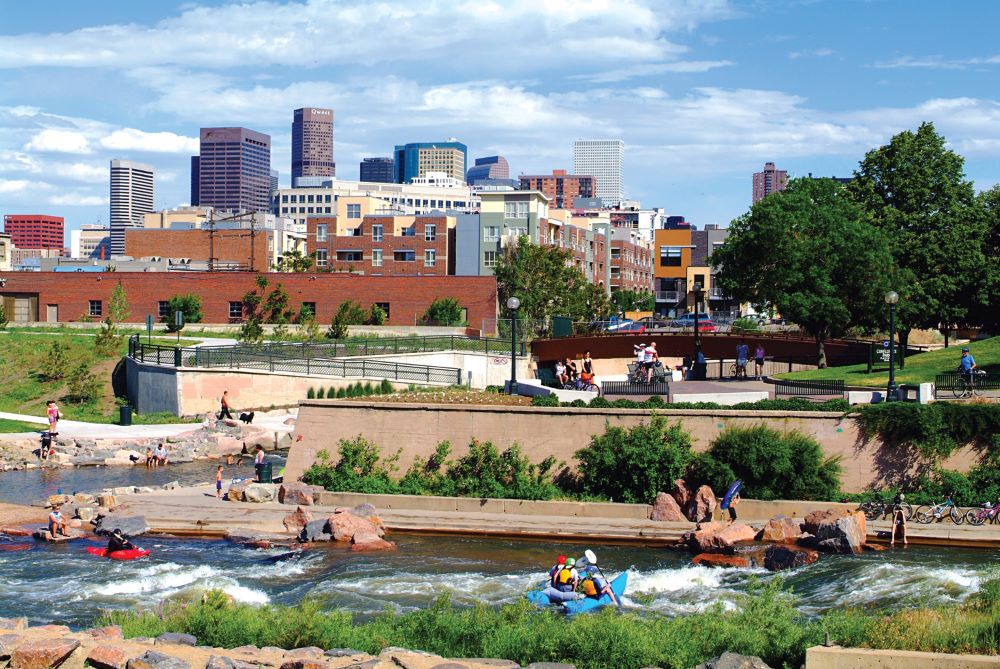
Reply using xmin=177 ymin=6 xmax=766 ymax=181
xmin=239 ymin=411 xmax=255 ymax=425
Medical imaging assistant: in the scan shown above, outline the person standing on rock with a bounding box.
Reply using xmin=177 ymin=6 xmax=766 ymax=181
xmin=46 ymin=400 xmax=61 ymax=437
xmin=253 ymin=445 xmax=265 ymax=482
xmin=219 ymin=391 xmax=234 ymax=420
xmin=891 ymin=495 xmax=908 ymax=547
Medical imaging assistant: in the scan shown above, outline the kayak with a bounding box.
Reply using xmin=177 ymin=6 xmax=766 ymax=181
xmin=720 ymin=479 xmax=743 ymax=510
xmin=85 ymin=546 xmax=150 ymax=560
xmin=526 ymin=572 xmax=628 ymax=615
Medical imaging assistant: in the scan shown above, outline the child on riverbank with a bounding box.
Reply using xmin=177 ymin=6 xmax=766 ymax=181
xmin=216 ymin=465 xmax=224 ymax=498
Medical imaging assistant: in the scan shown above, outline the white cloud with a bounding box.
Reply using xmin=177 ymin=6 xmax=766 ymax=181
xmin=0 ymin=179 xmax=35 ymax=193
xmin=24 ymin=129 xmax=91 ymax=153
xmin=873 ymin=54 xmax=1000 ymax=70
xmin=99 ymin=128 xmax=198 ymax=154
xmin=575 ymin=60 xmax=734 ymax=83
xmin=52 ymin=162 xmax=107 ymax=183
xmin=789 ymin=48 xmax=834 ymax=60
xmin=49 ymin=192 xmax=109 ymax=206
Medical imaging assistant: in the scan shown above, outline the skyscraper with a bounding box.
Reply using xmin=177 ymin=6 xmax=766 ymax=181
xmin=573 ymin=139 xmax=624 ymax=206
xmin=196 ymin=127 xmax=271 ymax=213
xmin=292 ymin=107 xmax=334 ymax=181
xmin=109 ymin=159 xmax=154 ymax=256
xmin=190 ymin=156 xmax=200 ymax=205
xmin=394 ymin=140 xmax=467 ymax=183
xmin=466 ymin=155 xmax=509 ymax=185
xmin=359 ymin=157 xmax=395 ymax=183
xmin=752 ymin=162 xmax=788 ymax=203
xmin=2 ymin=214 xmax=64 ymax=249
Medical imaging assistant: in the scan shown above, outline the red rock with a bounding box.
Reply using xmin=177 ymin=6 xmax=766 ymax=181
xmin=690 ymin=521 xmax=757 ymax=553
xmin=87 ymin=626 xmax=123 ymax=640
xmin=0 ymin=528 xmax=33 ymax=537
xmin=762 ymin=544 xmax=819 ymax=571
xmin=801 ymin=509 xmax=836 ymax=534
xmin=350 ymin=538 xmax=397 ymax=552
xmin=650 ymin=492 xmax=687 ymax=522
xmin=0 ymin=544 xmax=31 ymax=552
xmin=689 ymin=485 xmax=717 ymax=522
xmin=691 ymin=553 xmax=750 ymax=568
xmin=278 ymin=484 xmax=314 ymax=506
xmin=10 ymin=638 xmax=80 ymax=669
xmin=282 ymin=507 xmax=313 ymax=534
xmin=0 ymin=618 xmax=25 ymax=633
xmin=757 ymin=515 xmax=804 ymax=543
xmin=278 ymin=661 xmax=326 ymax=669
xmin=327 ymin=512 xmax=384 ymax=542
xmin=862 ymin=543 xmax=888 ymax=552
xmin=0 ymin=633 xmax=23 ymax=658
xmin=811 ymin=510 xmax=867 ymax=555
xmin=86 ymin=646 xmax=131 ymax=669
xmin=671 ymin=479 xmax=692 ymax=509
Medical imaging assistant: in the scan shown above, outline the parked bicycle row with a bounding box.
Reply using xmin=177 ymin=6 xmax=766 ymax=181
xmin=859 ymin=495 xmax=1000 ymax=526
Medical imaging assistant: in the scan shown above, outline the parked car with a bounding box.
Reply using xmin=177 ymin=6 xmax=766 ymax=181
xmin=636 ymin=316 xmax=670 ymax=330
xmin=668 ymin=313 xmax=716 ymax=332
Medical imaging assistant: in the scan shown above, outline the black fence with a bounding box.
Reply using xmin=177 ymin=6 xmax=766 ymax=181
xmin=934 ymin=371 xmax=1000 ymax=399
xmin=128 ymin=336 xmax=180 ymax=366
xmin=602 ymin=381 xmax=671 ymax=396
xmin=772 ymin=379 xmax=846 ymax=398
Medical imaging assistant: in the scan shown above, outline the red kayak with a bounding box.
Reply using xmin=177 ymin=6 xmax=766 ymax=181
xmin=86 ymin=546 xmax=150 ymax=560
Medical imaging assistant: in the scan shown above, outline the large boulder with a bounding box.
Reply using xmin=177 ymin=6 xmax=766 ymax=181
xmin=688 ymin=485 xmax=717 ymax=522
xmin=154 ymin=633 xmax=197 ymax=647
xmin=205 ymin=657 xmax=260 ymax=669
xmin=756 ymin=515 xmax=804 ymax=543
xmin=86 ymin=646 xmax=131 ymax=669
xmin=691 ymin=553 xmax=751 ymax=569
xmin=299 ymin=519 xmax=332 ymax=542
xmin=687 ymin=521 xmax=757 ymax=553
xmin=242 ymin=483 xmax=277 ymax=504
xmin=282 ymin=507 xmax=313 ymax=534
xmin=226 ymin=480 xmax=251 ymax=502
xmin=278 ymin=483 xmax=314 ymax=506
xmin=762 ymin=544 xmax=819 ymax=572
xmin=328 ymin=511 xmax=384 ymax=542
xmin=671 ymin=478 xmax=692 ymax=510
xmin=805 ymin=510 xmax=867 ymax=554
xmin=94 ymin=514 xmax=149 ymax=537
xmin=10 ymin=638 xmax=80 ymax=669
xmin=694 ymin=652 xmax=773 ymax=669
xmin=650 ymin=492 xmax=686 ymax=522
xmin=127 ymin=651 xmax=189 ymax=669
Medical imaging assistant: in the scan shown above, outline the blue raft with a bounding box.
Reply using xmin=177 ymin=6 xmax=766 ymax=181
xmin=525 ymin=572 xmax=628 ymax=614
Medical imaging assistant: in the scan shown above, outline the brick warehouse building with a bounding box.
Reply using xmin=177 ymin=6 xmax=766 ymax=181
xmin=0 ymin=273 xmax=498 ymax=329
xmin=307 ymin=214 xmax=454 ymax=275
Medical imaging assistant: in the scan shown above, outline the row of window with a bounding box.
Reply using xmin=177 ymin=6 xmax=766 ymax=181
xmin=315 ymin=223 xmax=437 ymax=242
xmin=279 ymin=194 xmax=469 ymax=209
xmin=314 ymin=249 xmax=437 ymax=268
xmin=91 ymin=300 xmax=394 ymax=321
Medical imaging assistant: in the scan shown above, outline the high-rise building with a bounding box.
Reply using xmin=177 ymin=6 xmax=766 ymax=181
xmin=109 ymin=159 xmax=155 ymax=256
xmin=573 ymin=139 xmax=624 ymax=206
xmin=752 ymin=162 xmax=788 ymax=203
xmin=2 ymin=214 xmax=65 ymax=249
xmin=359 ymin=157 xmax=395 ymax=183
xmin=292 ymin=107 xmax=334 ymax=181
xmin=196 ymin=127 xmax=271 ymax=213
xmin=466 ymin=156 xmax=509 ymax=185
xmin=519 ymin=169 xmax=595 ymax=209
xmin=70 ymin=225 xmax=111 ymax=259
xmin=270 ymin=169 xmax=279 ymax=198
xmin=394 ymin=140 xmax=467 ymax=184
xmin=190 ymin=156 xmax=200 ymax=205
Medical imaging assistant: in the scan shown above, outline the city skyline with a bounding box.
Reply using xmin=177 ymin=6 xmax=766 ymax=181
xmin=1 ymin=0 xmax=999 ymax=235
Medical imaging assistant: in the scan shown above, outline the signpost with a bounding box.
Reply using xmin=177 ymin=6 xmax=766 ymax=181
xmin=867 ymin=340 xmax=897 ymax=373
xmin=145 ymin=315 xmax=153 ymax=344
xmin=174 ymin=311 xmax=184 ymax=343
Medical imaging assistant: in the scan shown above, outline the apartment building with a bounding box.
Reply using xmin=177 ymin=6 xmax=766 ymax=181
xmin=518 ymin=169 xmax=595 ymax=209
xmin=653 ymin=222 xmax=738 ymax=318
xmin=752 ymin=161 xmax=788 ymax=204
xmin=610 ymin=228 xmax=653 ymax=294
xmin=2 ymin=214 xmax=64 ymax=250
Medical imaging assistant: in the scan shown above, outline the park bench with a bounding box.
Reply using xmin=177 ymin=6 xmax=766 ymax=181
xmin=773 ymin=379 xmax=845 ymax=398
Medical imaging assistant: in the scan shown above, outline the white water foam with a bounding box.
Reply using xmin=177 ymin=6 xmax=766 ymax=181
xmin=86 ymin=562 xmax=270 ymax=605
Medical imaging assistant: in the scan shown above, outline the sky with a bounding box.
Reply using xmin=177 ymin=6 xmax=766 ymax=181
xmin=1 ymin=0 xmax=999 ymax=235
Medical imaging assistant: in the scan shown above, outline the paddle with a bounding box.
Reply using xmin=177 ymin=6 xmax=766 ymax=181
xmin=582 ymin=550 xmax=620 ymax=607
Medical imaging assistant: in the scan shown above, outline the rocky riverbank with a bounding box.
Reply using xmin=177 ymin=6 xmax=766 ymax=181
xmin=0 ymin=416 xmax=293 ymax=472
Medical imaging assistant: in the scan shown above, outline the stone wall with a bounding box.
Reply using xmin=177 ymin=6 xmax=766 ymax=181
xmin=286 ymin=401 xmax=980 ymax=493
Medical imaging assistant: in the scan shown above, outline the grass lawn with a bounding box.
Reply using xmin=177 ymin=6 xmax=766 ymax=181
xmin=0 ymin=330 xmax=197 ymax=424
xmin=775 ymin=336 xmax=999 ymax=387
xmin=0 ymin=418 xmax=44 ymax=433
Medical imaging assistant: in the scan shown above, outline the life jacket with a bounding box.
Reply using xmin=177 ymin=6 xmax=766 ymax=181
xmin=581 ymin=578 xmax=598 ymax=597
xmin=555 ymin=567 xmax=576 ymax=591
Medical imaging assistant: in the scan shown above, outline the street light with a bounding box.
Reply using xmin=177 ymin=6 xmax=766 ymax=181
xmin=691 ymin=282 xmax=704 ymax=380
xmin=885 ymin=290 xmax=899 ymax=401
xmin=507 ymin=296 xmax=521 ymax=394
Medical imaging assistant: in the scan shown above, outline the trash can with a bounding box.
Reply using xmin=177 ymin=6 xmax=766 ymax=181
xmin=118 ymin=405 xmax=133 ymax=427
xmin=256 ymin=461 xmax=273 ymax=483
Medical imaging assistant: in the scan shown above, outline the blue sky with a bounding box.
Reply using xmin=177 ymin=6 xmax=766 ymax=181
xmin=1 ymin=0 xmax=998 ymax=235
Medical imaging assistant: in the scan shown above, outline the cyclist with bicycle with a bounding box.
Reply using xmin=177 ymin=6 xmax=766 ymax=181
xmin=735 ymin=340 xmax=749 ymax=379
xmin=959 ymin=347 xmax=977 ymax=381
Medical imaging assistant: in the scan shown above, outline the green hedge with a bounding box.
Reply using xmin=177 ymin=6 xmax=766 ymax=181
xmin=531 ymin=395 xmax=850 ymax=413
xmin=855 ymin=403 xmax=1000 ymax=459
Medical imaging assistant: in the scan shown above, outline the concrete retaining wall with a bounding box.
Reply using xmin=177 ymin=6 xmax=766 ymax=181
xmin=806 ymin=646 xmax=1000 ymax=668
xmin=286 ymin=401 xmax=981 ymax=492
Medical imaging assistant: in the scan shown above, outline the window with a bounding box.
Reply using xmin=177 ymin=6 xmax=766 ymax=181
xmin=88 ymin=300 xmax=102 ymax=317
xmin=336 ymin=251 xmax=362 ymax=262
xmin=301 ymin=302 xmax=317 ymax=317
xmin=484 ymin=226 xmax=500 ymax=242
xmin=659 ymin=246 xmax=682 ymax=267
xmin=504 ymin=201 xmax=529 ymax=219
xmin=315 ymin=249 xmax=328 ymax=267
xmin=484 ymin=251 xmax=498 ymax=268
xmin=401 ymin=226 xmax=415 ymax=237
xmin=347 ymin=204 xmax=361 ymax=219
xmin=281 ymin=195 xmax=288 ymax=203
xmin=375 ymin=302 xmax=390 ymax=319
xmin=372 ymin=224 xmax=383 ymax=242
xmin=424 ymin=224 xmax=436 ymax=241
xmin=394 ymin=250 xmax=416 ymax=262
xmin=610 ymin=248 xmax=621 ymax=259
xmin=324 ymin=195 xmax=332 ymax=203
xmin=424 ymin=249 xmax=436 ymax=267
xmin=157 ymin=301 xmax=169 ymax=318
xmin=315 ymin=224 xmax=327 ymax=242
xmin=307 ymin=194 xmax=314 ymax=203
xmin=228 ymin=301 xmax=243 ymax=320
xmin=372 ymin=249 xmax=383 ymax=267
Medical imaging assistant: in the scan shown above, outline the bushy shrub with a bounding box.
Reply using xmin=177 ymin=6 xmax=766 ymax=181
xmin=576 ymin=415 xmax=693 ymax=504
xmin=380 ymin=379 xmax=394 ymax=394
xmin=730 ymin=317 xmax=761 ymax=333
xmin=422 ymin=297 xmax=465 ymax=326
xmin=530 ymin=394 xmax=559 ymax=407
xmin=301 ymin=438 xmax=400 ymax=494
xmin=64 ymin=360 xmax=100 ymax=404
xmin=689 ymin=425 xmax=842 ymax=501
xmin=367 ymin=304 xmax=387 ymax=326
xmin=306 ymin=387 xmax=316 ymax=399
xmin=326 ymin=300 xmax=367 ymax=339
xmin=326 ymin=386 xmax=336 ymax=399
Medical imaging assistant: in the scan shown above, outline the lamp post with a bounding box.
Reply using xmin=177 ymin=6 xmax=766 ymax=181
xmin=885 ymin=290 xmax=899 ymax=401
xmin=507 ymin=296 xmax=521 ymax=394
xmin=691 ymin=282 xmax=704 ymax=380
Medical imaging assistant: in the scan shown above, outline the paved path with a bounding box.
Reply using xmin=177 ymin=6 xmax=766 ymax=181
xmin=0 ymin=410 xmax=296 ymax=439
xmin=115 ymin=486 xmax=1000 ymax=548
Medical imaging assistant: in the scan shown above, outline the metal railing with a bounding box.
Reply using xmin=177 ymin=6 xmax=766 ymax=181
xmin=934 ymin=371 xmax=1000 ymax=399
xmin=655 ymin=290 xmax=683 ymax=303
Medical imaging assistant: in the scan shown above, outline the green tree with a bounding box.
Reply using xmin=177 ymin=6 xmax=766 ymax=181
xmin=95 ymin=283 xmax=129 ymax=356
xmin=297 ymin=305 xmax=322 ymax=342
xmin=610 ymin=289 xmax=654 ymax=313
xmin=238 ymin=275 xmax=268 ymax=346
xmin=325 ymin=300 xmax=367 ymax=339
xmin=493 ymin=236 xmax=611 ymax=331
xmin=712 ymin=178 xmax=893 ymax=367
xmin=274 ymin=249 xmax=315 ymax=272
xmin=64 ymin=361 xmax=100 ymax=404
xmin=367 ymin=304 xmax=387 ymax=326
xmin=39 ymin=341 xmax=69 ymax=381
xmin=0 ymin=302 xmax=6 ymax=330
xmin=422 ymin=297 xmax=465 ymax=325
xmin=847 ymin=122 xmax=987 ymax=358
xmin=164 ymin=294 xmax=203 ymax=332
xmin=976 ymin=185 xmax=1000 ymax=332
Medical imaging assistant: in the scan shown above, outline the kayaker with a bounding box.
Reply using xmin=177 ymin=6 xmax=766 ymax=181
xmin=579 ymin=554 xmax=619 ymax=606
xmin=541 ymin=556 xmax=580 ymax=603
xmin=548 ymin=555 xmax=567 ymax=586
xmin=106 ymin=528 xmax=137 ymax=555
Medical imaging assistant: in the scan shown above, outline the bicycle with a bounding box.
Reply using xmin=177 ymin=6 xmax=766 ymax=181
xmin=729 ymin=360 xmax=749 ymax=379
xmin=953 ymin=369 xmax=986 ymax=399
xmin=859 ymin=499 xmax=912 ymax=521
xmin=564 ymin=377 xmax=598 ymax=392
xmin=915 ymin=496 xmax=964 ymax=524
xmin=965 ymin=500 xmax=1000 ymax=526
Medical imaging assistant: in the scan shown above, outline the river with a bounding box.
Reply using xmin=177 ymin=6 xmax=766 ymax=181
xmin=0 ymin=465 xmax=993 ymax=629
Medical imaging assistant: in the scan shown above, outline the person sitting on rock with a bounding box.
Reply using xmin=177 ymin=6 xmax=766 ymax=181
xmin=48 ymin=505 xmax=69 ymax=538
xmin=106 ymin=528 xmax=136 ymax=554
xmin=154 ymin=443 xmax=168 ymax=466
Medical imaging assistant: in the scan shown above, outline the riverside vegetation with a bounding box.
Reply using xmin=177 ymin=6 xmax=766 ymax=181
xmin=103 ymin=577 xmax=1000 ymax=669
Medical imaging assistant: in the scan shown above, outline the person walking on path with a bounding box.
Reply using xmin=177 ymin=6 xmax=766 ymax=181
xmin=891 ymin=495 xmax=908 ymax=547
xmin=219 ymin=391 xmax=234 ymax=420
xmin=215 ymin=465 xmax=224 ymax=498
xmin=46 ymin=400 xmax=61 ymax=437
xmin=754 ymin=344 xmax=766 ymax=379
xmin=735 ymin=341 xmax=749 ymax=379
